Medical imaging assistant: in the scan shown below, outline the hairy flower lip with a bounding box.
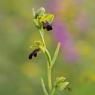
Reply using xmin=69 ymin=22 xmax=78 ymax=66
xmin=42 ymin=21 xmax=52 ymax=31
xmin=28 ymin=48 xmax=40 ymax=60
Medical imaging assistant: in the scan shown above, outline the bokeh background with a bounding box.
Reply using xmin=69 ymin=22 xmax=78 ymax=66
xmin=0 ymin=0 xmax=95 ymax=95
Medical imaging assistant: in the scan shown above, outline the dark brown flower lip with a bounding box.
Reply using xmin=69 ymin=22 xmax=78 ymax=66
xmin=28 ymin=48 xmax=40 ymax=60
xmin=42 ymin=21 xmax=52 ymax=31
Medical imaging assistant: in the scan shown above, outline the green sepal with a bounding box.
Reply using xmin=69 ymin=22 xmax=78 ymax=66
xmin=57 ymin=82 xmax=69 ymax=91
xmin=32 ymin=7 xmax=46 ymax=28
xmin=54 ymin=76 xmax=69 ymax=91
xmin=29 ymin=41 xmax=45 ymax=52
xmin=32 ymin=7 xmax=54 ymax=29
xmin=39 ymin=14 xmax=54 ymax=23
xmin=33 ymin=7 xmax=45 ymax=19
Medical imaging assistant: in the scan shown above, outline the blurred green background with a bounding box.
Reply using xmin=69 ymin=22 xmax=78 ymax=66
xmin=0 ymin=0 xmax=95 ymax=95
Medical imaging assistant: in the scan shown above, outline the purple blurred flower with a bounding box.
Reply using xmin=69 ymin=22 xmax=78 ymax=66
xmin=53 ymin=18 xmax=78 ymax=62
xmin=45 ymin=0 xmax=79 ymax=62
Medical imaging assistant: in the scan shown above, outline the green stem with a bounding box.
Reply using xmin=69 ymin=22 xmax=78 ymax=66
xmin=39 ymin=29 xmax=46 ymax=47
xmin=51 ymin=88 xmax=56 ymax=95
xmin=45 ymin=49 xmax=52 ymax=93
xmin=45 ymin=48 xmax=51 ymax=66
xmin=39 ymin=29 xmax=52 ymax=94
xmin=47 ymin=63 xmax=52 ymax=92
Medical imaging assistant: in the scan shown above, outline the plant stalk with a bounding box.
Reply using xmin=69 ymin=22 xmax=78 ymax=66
xmin=47 ymin=63 xmax=52 ymax=92
xmin=39 ymin=29 xmax=52 ymax=94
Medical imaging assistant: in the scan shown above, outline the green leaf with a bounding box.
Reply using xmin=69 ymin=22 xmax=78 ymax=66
xmin=51 ymin=42 xmax=60 ymax=67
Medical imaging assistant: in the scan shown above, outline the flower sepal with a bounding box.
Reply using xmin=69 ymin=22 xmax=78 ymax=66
xmin=32 ymin=7 xmax=54 ymax=31
xmin=54 ymin=76 xmax=69 ymax=91
xmin=32 ymin=7 xmax=45 ymax=19
xmin=30 ymin=41 xmax=45 ymax=53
